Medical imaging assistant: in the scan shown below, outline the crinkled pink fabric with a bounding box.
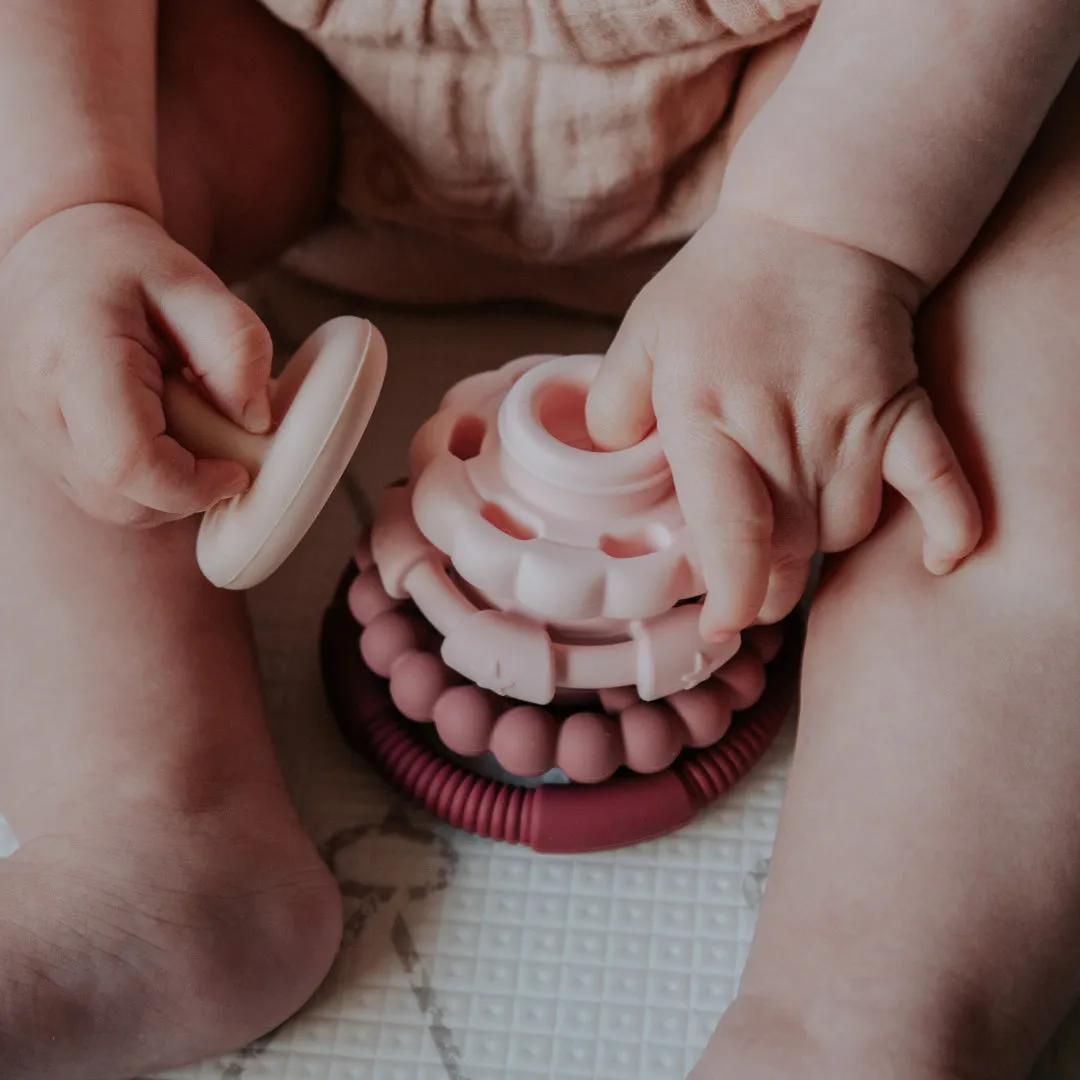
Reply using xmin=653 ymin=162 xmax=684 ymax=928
xmin=260 ymin=0 xmax=815 ymax=295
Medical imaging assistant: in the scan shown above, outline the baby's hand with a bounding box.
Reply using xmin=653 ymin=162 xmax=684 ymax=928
xmin=586 ymin=209 xmax=982 ymax=637
xmin=0 ymin=204 xmax=272 ymax=526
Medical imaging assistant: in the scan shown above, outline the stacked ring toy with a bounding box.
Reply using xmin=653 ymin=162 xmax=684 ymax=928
xmin=165 ymin=320 xmax=799 ymax=853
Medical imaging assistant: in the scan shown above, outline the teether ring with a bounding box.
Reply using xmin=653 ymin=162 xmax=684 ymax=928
xmin=163 ymin=316 xmax=387 ymax=589
xmin=320 ymin=351 xmax=800 ymax=853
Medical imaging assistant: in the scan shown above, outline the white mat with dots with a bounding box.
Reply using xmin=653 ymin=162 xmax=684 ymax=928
xmin=2 ymin=279 xmax=1077 ymax=1080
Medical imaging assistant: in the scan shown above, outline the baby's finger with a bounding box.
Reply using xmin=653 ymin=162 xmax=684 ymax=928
xmin=660 ymin=411 xmax=774 ymax=638
xmin=51 ymin=475 xmax=174 ymax=533
xmin=147 ymin=263 xmax=274 ymax=434
xmin=56 ymin=472 xmax=184 ymax=529
xmin=586 ymin=324 xmax=656 ymax=451
xmin=816 ymin=463 xmax=885 ymax=554
xmin=61 ymin=352 xmax=250 ymax=516
xmin=882 ymin=391 xmax=983 ymax=574
xmin=756 ymin=554 xmax=812 ymax=625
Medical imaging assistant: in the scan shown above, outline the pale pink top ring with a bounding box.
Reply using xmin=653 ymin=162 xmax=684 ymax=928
xmin=496 ymin=355 xmax=670 ymax=507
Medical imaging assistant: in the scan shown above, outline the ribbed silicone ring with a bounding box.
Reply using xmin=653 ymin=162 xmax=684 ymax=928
xmin=322 ymin=568 xmax=802 ymax=854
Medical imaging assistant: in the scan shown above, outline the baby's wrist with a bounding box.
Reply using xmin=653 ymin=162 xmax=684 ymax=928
xmin=716 ymin=96 xmax=974 ymax=296
xmin=0 ymin=155 xmax=163 ymax=263
xmin=704 ymin=200 xmax=925 ymax=310
xmin=715 ymin=181 xmax=946 ymax=298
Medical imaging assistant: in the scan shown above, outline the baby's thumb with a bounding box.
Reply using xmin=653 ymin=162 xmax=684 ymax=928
xmin=148 ymin=268 xmax=274 ymax=434
xmin=586 ymin=329 xmax=657 ymax=451
xmin=881 ymin=391 xmax=983 ymax=574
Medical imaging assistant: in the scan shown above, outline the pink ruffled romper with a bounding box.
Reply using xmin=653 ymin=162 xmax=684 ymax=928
xmin=257 ymin=0 xmax=816 ymax=307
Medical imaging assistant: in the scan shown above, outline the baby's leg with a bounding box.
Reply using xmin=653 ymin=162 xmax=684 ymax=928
xmin=156 ymin=0 xmax=336 ymax=280
xmin=695 ymin=66 xmax=1080 ymax=1080
xmin=0 ymin=3 xmax=341 ymax=1077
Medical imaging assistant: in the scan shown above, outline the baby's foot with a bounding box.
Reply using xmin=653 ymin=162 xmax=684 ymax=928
xmin=0 ymin=785 xmax=341 ymax=1080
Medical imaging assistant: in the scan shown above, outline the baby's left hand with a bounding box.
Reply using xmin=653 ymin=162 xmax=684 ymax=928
xmin=586 ymin=208 xmax=982 ymax=638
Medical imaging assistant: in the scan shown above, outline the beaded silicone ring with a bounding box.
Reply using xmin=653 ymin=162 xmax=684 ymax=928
xmin=322 ymin=563 xmax=801 ymax=854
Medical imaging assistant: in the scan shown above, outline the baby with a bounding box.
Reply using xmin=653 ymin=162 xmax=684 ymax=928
xmin=1 ymin=1 xmax=1079 ymax=1077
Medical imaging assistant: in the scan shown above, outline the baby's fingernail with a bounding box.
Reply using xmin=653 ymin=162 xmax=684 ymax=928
xmin=701 ymin=618 xmax=738 ymax=644
xmin=242 ymin=392 xmax=272 ymax=434
xmin=925 ymin=547 xmax=958 ymax=576
xmin=222 ymin=468 xmax=251 ymax=498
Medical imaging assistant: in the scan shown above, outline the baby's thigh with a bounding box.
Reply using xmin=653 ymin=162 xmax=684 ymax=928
xmin=916 ymin=66 xmax=1080 ymax=557
xmin=157 ymin=0 xmax=337 ymax=279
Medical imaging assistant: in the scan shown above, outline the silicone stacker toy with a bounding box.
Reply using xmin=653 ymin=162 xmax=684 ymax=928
xmin=319 ymin=350 xmax=801 ymax=854
xmin=163 ymin=316 xmax=796 ymax=852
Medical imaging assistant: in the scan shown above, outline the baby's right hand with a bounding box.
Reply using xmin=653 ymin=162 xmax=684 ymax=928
xmin=0 ymin=203 xmax=272 ymax=526
xmin=587 ymin=209 xmax=983 ymax=636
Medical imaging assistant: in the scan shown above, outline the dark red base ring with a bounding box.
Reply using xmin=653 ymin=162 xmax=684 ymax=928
xmin=321 ymin=568 xmax=803 ymax=853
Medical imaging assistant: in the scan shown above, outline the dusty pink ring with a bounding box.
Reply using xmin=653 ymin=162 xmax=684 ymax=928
xmin=352 ymin=586 xmax=769 ymax=781
xmin=322 ymin=566 xmax=801 ymax=853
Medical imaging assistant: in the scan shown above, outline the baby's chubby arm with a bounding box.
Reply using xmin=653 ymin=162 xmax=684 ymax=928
xmin=721 ymin=0 xmax=1080 ymax=292
xmin=0 ymin=2 xmax=273 ymax=526
xmin=0 ymin=1 xmax=162 ymax=257
xmin=588 ymin=3 xmax=1080 ymax=638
